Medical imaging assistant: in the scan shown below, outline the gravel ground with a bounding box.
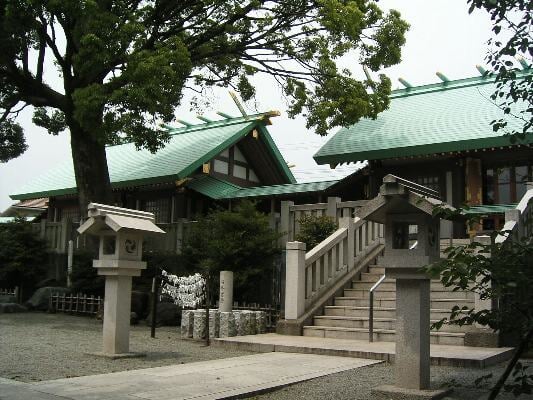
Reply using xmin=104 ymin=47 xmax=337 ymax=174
xmin=245 ymin=357 xmax=533 ymax=400
xmin=1 ymin=312 xmax=531 ymax=399
xmin=0 ymin=312 xmax=253 ymax=382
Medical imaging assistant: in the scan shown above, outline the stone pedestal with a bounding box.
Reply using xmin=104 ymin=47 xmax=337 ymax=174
xmin=219 ymin=312 xmax=237 ymax=337
xmin=102 ymin=275 xmax=133 ymax=354
xmin=219 ymin=271 xmax=233 ymax=312
xmin=209 ymin=310 xmax=220 ymax=338
xmin=193 ymin=310 xmax=207 ymax=339
xmin=395 ymin=278 xmax=430 ymax=390
xmin=256 ymin=311 xmax=267 ymax=334
xmin=181 ymin=310 xmax=194 ymax=338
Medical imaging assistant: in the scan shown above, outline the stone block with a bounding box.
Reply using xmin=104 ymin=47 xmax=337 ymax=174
xmin=464 ymin=331 xmax=499 ymax=348
xmin=235 ymin=311 xmax=254 ymax=335
xmin=256 ymin=311 xmax=267 ymax=333
xmin=181 ymin=310 xmax=194 ymax=338
xmin=219 ymin=312 xmax=236 ymax=337
xmin=192 ymin=309 xmax=207 ymax=340
xmin=209 ymin=310 xmax=220 ymax=338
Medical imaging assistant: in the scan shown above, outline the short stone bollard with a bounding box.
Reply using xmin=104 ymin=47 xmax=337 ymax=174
xmin=219 ymin=312 xmax=236 ymax=337
xmin=192 ymin=309 xmax=206 ymax=339
xmin=185 ymin=309 xmax=266 ymax=339
xmin=256 ymin=311 xmax=267 ymax=334
xmin=209 ymin=310 xmax=220 ymax=338
xmin=181 ymin=310 xmax=194 ymax=338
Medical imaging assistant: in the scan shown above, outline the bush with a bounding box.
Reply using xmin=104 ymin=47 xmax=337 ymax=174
xmin=295 ymin=215 xmax=338 ymax=250
xmin=0 ymin=218 xmax=48 ymax=297
xmin=181 ymin=200 xmax=281 ymax=302
xmin=70 ymin=250 xmax=104 ymax=295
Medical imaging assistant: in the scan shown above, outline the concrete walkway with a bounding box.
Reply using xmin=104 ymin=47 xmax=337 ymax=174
xmin=0 ymin=353 xmax=381 ymax=400
xmin=213 ymin=334 xmax=514 ymax=368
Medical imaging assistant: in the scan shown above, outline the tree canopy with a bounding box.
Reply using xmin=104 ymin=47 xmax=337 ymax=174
xmin=467 ymin=0 xmax=532 ymax=138
xmin=0 ymin=1 xmax=408 ymax=211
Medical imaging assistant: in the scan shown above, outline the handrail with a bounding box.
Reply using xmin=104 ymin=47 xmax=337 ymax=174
xmin=369 ymin=274 xmax=387 ymax=342
xmin=495 ymin=187 xmax=533 ymax=244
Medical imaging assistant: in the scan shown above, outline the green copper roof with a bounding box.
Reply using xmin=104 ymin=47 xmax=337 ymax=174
xmin=186 ymin=176 xmax=241 ymax=200
xmin=226 ymin=180 xmax=338 ymax=199
xmin=463 ymin=204 xmax=517 ymax=215
xmin=314 ymin=72 xmax=532 ymax=165
xmin=11 ymin=113 xmax=295 ymax=200
xmin=185 ymin=175 xmax=338 ymax=200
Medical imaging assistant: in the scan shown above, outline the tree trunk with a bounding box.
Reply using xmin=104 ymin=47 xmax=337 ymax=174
xmin=69 ymin=122 xmax=113 ymax=219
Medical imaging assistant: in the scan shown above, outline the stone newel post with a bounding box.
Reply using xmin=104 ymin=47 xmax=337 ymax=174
xmin=78 ymin=203 xmax=164 ymax=357
xmin=284 ymin=241 xmax=306 ymax=320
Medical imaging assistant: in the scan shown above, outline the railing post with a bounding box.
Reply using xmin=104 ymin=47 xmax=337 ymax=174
xmin=339 ymin=217 xmax=354 ymax=270
xmin=284 ymin=241 xmax=306 ymax=320
xmin=280 ymin=201 xmax=294 ymax=246
xmin=326 ymin=197 xmax=341 ymax=222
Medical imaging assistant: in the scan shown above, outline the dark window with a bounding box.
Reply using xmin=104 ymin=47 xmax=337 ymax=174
xmin=484 ymin=165 xmax=531 ymax=205
xmin=143 ymin=198 xmax=170 ymax=223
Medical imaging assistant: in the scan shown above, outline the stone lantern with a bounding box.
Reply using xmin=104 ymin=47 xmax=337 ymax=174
xmin=356 ymin=175 xmax=453 ymax=399
xmin=78 ymin=203 xmax=164 ymax=357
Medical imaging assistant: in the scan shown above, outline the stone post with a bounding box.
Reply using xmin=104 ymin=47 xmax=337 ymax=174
xmin=280 ymin=200 xmax=294 ymax=246
xmin=339 ymin=216 xmax=354 ymax=270
xmin=284 ymin=241 xmax=306 ymax=320
xmin=219 ymin=271 xmax=234 ymax=312
xmin=326 ymin=197 xmax=341 ymax=220
xmin=103 ymin=275 xmax=133 ymax=354
xmin=395 ymin=279 xmax=431 ymax=390
xmin=219 ymin=312 xmax=236 ymax=337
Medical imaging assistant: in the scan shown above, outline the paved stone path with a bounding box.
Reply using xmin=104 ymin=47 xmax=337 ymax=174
xmin=214 ymin=333 xmax=514 ymax=368
xmin=0 ymin=353 xmax=381 ymax=400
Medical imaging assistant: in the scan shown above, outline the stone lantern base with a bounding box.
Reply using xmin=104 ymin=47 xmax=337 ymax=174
xmin=372 ymin=385 xmax=452 ymax=400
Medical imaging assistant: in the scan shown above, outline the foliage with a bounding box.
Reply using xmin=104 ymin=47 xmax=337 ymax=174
xmin=295 ymin=214 xmax=338 ymax=250
xmin=425 ymin=208 xmax=533 ymax=398
xmin=181 ymin=200 xmax=280 ymax=301
xmin=0 ymin=1 xmax=408 ymax=210
xmin=467 ymin=0 xmax=532 ymax=138
xmin=70 ymin=249 xmax=104 ymax=295
xmin=0 ymin=119 xmax=27 ymax=162
xmin=0 ymin=217 xmax=48 ymax=291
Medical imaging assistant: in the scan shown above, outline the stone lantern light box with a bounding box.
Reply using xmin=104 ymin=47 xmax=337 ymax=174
xmin=78 ymin=203 xmax=165 ymax=357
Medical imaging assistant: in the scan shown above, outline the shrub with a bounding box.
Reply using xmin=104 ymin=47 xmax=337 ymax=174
xmin=181 ymin=200 xmax=281 ymax=302
xmin=295 ymin=215 xmax=338 ymax=250
xmin=0 ymin=217 xmax=48 ymax=297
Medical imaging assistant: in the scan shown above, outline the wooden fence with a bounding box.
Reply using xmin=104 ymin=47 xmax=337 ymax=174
xmin=231 ymin=301 xmax=280 ymax=330
xmin=32 ymin=219 xmax=196 ymax=254
xmin=49 ymin=293 xmax=103 ymax=316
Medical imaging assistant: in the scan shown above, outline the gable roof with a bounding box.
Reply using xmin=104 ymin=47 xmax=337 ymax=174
xmin=314 ymin=71 xmax=533 ymax=165
xmin=185 ymin=175 xmax=338 ymax=200
xmin=10 ymin=112 xmax=295 ymax=201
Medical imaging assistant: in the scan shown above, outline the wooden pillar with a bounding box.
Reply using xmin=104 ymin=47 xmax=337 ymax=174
xmin=465 ymin=157 xmax=482 ymax=236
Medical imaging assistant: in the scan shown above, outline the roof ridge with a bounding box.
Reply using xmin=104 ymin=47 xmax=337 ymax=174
xmin=235 ymin=179 xmax=340 ymax=191
xmin=391 ymin=68 xmax=532 ymax=99
xmin=104 ymin=111 xmax=277 ymax=149
xmin=165 ymin=111 xmax=278 ymax=134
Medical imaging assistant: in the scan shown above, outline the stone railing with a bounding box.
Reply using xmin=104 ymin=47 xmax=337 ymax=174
xmin=279 ymin=216 xmax=384 ymax=334
xmin=495 ymin=182 xmax=533 ymax=245
xmin=280 ymin=197 xmax=367 ymax=245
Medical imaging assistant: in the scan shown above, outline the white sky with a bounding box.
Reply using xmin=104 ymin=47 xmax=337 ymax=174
xmin=0 ymin=1 xmax=498 ymax=211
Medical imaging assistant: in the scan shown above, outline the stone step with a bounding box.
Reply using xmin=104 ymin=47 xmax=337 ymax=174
xmin=343 ymin=288 xmax=474 ymax=300
xmin=302 ymin=326 xmax=466 ymax=346
xmin=367 ymin=266 xmax=385 ymax=274
xmin=352 ymin=281 xmax=467 ymax=292
xmin=334 ymin=297 xmax=474 ymax=309
xmin=359 ymin=272 xmax=385 ymax=282
xmin=313 ymin=315 xmax=480 ymax=334
xmin=314 ymin=315 xmax=395 ymax=330
xmin=324 ymin=306 xmax=465 ymax=321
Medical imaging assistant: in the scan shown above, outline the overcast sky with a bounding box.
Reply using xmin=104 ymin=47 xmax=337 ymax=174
xmin=0 ymin=0 xmax=497 ymax=211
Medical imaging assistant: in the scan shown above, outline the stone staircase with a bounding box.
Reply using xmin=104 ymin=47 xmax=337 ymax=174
xmin=303 ymin=263 xmax=482 ymax=346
